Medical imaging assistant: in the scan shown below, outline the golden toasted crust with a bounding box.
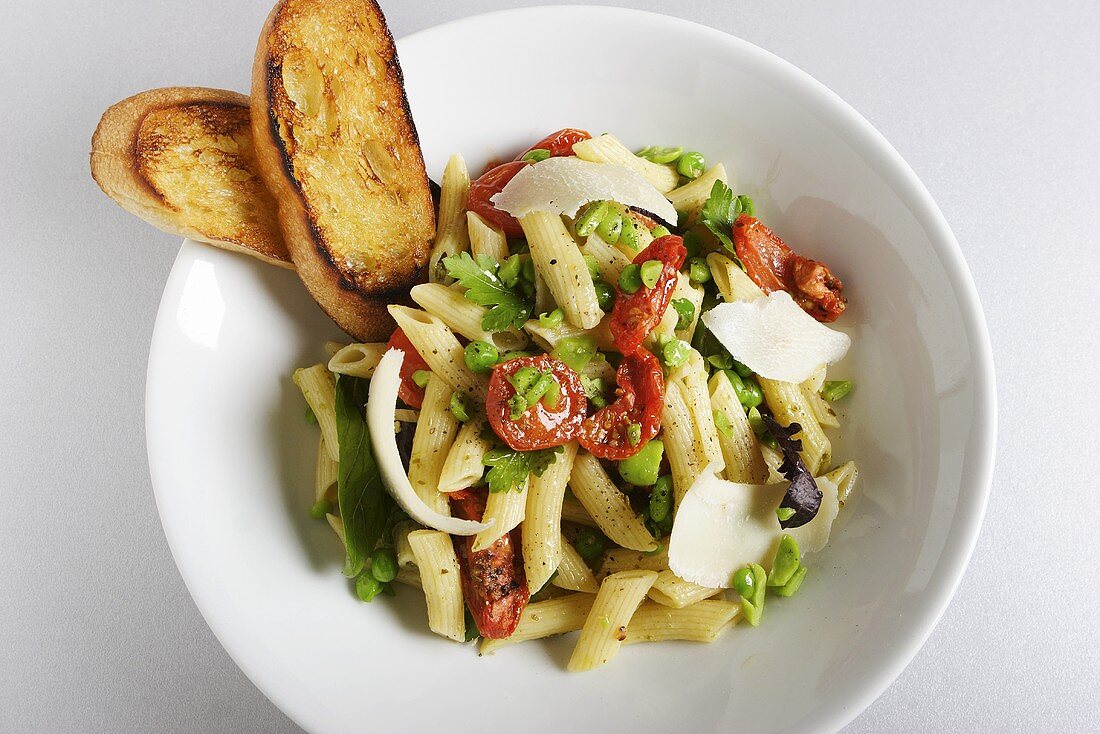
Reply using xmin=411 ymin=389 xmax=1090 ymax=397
xmin=251 ymin=0 xmax=433 ymax=341
xmin=90 ymin=87 xmax=291 ymax=267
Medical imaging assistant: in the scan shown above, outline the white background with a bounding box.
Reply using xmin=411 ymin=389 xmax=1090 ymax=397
xmin=1 ymin=1 xmax=1097 ymax=732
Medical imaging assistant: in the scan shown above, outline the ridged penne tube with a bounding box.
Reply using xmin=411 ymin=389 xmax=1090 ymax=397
xmin=473 ymin=481 xmax=529 ymax=552
xmin=325 ymin=513 xmax=344 ymax=543
xmin=552 ymin=535 xmax=599 ymax=593
xmin=408 ymin=530 xmax=466 ymax=642
xmin=709 ymin=374 xmax=769 ymax=484
xmin=597 ymin=547 xmax=669 ymax=580
xmin=407 ymin=375 xmax=459 ymax=516
xmin=666 ymin=164 xmax=728 ymax=215
xmin=561 ymin=498 xmax=599 ymax=528
xmin=438 ymin=416 xmax=492 ymax=493
xmin=525 ymin=317 xmax=616 ymax=353
xmin=661 ymin=382 xmax=708 ymax=505
xmin=759 ymin=442 xmax=787 ymax=483
xmin=673 ymin=277 xmax=705 ymax=343
xmin=315 ymin=436 xmax=338 ymax=502
xmin=670 ymin=350 xmax=725 ymax=470
xmin=327 ymin=342 xmax=387 ymax=378
xmin=624 ymin=600 xmax=741 ymax=644
xmin=323 ymin=341 xmax=347 ymax=359
xmin=570 ymin=453 xmax=658 ymax=552
xmin=801 ymin=380 xmax=840 ymax=429
xmin=519 ymin=211 xmax=603 ymax=330
xmin=466 ymin=210 xmax=508 ymax=262
xmin=582 ymin=233 xmax=632 ymax=283
xmin=646 ymin=570 xmax=722 ymax=608
xmin=293 ymin=364 xmax=338 ymax=461
xmin=479 ymin=593 xmax=595 ymax=655
xmin=708 ymin=253 xmax=765 ymax=303
xmin=534 ymin=271 xmax=555 ymax=316
xmin=572 ymin=134 xmax=680 ymax=193
xmin=824 ymin=460 xmax=859 ymax=505
xmin=393 ymin=521 xmax=419 ymax=570
xmin=389 ymin=305 xmax=487 ymax=400
xmin=410 ymin=282 xmax=528 ymax=352
xmin=803 ymin=365 xmax=827 ymax=392
xmin=428 ymin=153 xmax=471 ymax=283
xmin=523 ymin=442 xmax=579 ymax=591
xmin=395 ymin=566 xmax=423 ymax=590
xmin=758 ymin=377 xmax=831 ymax=474
xmin=567 ymin=570 xmax=659 ymax=671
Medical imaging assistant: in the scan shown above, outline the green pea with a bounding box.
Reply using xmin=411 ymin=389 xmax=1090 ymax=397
xmin=732 ymin=563 xmax=767 ymax=626
xmin=581 ymin=376 xmax=607 ymax=408
xmin=411 ymin=369 xmax=432 ymax=388
xmin=618 ymin=439 xmax=664 ymax=486
xmin=639 ymin=259 xmax=663 ymax=289
xmin=575 ymin=201 xmax=609 ymax=238
xmin=538 ymin=308 xmax=564 ymax=328
xmin=619 ymin=263 xmax=642 ymax=294
xmin=309 ymin=500 xmax=331 ymax=520
xmin=520 ymin=148 xmax=551 ymax=163
xmin=732 ymin=360 xmax=754 ymax=378
xmin=449 ymin=392 xmax=471 ymax=422
xmin=543 ymin=379 xmax=561 ymax=409
xmin=594 ymin=280 xmax=616 ymax=311
xmin=464 ymin=341 xmax=499 ymax=373
xmin=355 ymin=572 xmax=384 ymax=603
xmin=508 ymin=393 xmax=528 ymax=420
xmin=597 ymin=210 xmax=623 ymax=243
xmin=650 ymin=225 xmax=671 ymax=238
xmin=305 ymin=405 xmax=318 ymax=425
xmin=583 ymin=254 xmax=600 ymax=279
xmin=509 ymin=366 xmax=540 ymax=393
xmin=649 ymin=474 xmax=673 ymax=522
xmin=677 ymin=151 xmax=706 ymax=179
xmin=523 ymin=371 xmax=557 ymax=407
xmin=767 ymin=534 xmax=801 ymax=588
xmin=619 ymin=214 xmax=640 ymax=250
xmin=776 ymin=507 xmax=796 ymax=522
xmin=637 ymin=145 xmax=682 ymax=164
xmin=573 ymin=528 xmax=606 ymax=561
xmin=370 ymin=548 xmax=398 ymax=583
xmin=731 ymin=566 xmax=757 ymax=600
xmin=725 ymin=370 xmax=762 ymax=409
xmin=821 ymin=380 xmax=854 ymax=402
xmin=688 ymin=257 xmax=711 ymax=285
xmin=521 ymin=256 xmax=537 ymax=283
xmin=497 ymin=254 xmax=523 ymax=287
xmin=747 ymin=407 xmax=767 ymax=439
xmin=552 ymin=336 xmax=596 ymax=373
xmin=772 ymin=564 xmax=808 ymax=597
xmin=662 ymin=338 xmax=691 ymax=368
xmin=627 ymin=422 xmax=643 ymax=446
xmin=671 ymin=298 xmax=695 ymax=331
xmin=713 ymin=409 xmax=733 ymax=439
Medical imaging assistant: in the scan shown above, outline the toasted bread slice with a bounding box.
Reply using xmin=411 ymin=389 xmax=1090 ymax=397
xmin=91 ymin=87 xmax=291 ymax=267
xmin=251 ymin=0 xmax=434 ymax=341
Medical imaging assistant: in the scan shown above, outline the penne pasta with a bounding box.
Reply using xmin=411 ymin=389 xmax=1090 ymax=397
xmin=323 ymin=340 xmax=348 ymax=359
xmin=758 ymin=376 xmax=831 ymax=474
xmin=388 ymin=305 xmax=487 ymax=400
xmin=407 ymin=374 xmax=459 ymax=516
xmin=523 ymin=442 xmax=579 ymax=591
xmin=438 ymin=416 xmax=493 ymax=493
xmin=472 ymin=481 xmax=528 ymax=552
xmin=582 ymin=233 xmax=632 ymax=284
xmin=392 ymin=521 xmax=420 ymax=570
xmin=561 ymin=497 xmax=599 ymax=528
xmin=519 ymin=211 xmax=603 ymax=330
xmin=567 ymin=570 xmax=658 ymax=671
xmin=315 ymin=435 xmax=338 ymax=503
xmin=707 ymin=252 xmax=765 ymax=303
xmin=708 ymin=373 xmax=769 ymax=483
xmin=572 ymin=134 xmax=680 ymax=193
xmin=661 ymin=381 xmax=708 ymax=505
xmin=801 ymin=381 xmax=841 ymax=429
xmin=666 ymin=164 xmax=728 ymax=216
xmin=669 ymin=350 xmax=725 ymax=471
xmin=466 ymin=210 xmax=508 ymax=262
xmin=552 ymin=534 xmax=600 ymax=594
xmin=824 ymin=460 xmax=859 ymax=505
xmin=524 ymin=316 xmax=616 ymax=353
xmin=623 ymin=600 xmax=741 ymax=644
xmin=479 ymin=593 xmax=595 ymax=655
xmin=428 ymin=153 xmax=471 ymax=283
xmin=646 ymin=569 xmax=722 ymax=608
xmin=673 ymin=276 xmax=705 ymax=343
xmin=411 ymin=282 xmax=528 ymax=353
xmin=597 ymin=546 xmax=669 ymax=580
xmin=325 ymin=513 xmax=344 ymax=543
xmin=327 ymin=342 xmax=387 ymax=378
xmin=570 ymin=452 xmax=658 ymax=552
xmin=293 ymin=364 xmax=339 ymax=461
xmin=408 ymin=530 xmax=466 ymax=642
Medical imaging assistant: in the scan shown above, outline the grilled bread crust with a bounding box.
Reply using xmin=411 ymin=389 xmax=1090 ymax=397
xmin=251 ymin=0 xmax=434 ymax=341
xmin=91 ymin=87 xmax=291 ymax=267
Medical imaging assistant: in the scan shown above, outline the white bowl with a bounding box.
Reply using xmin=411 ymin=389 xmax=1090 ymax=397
xmin=146 ymin=7 xmax=995 ymax=733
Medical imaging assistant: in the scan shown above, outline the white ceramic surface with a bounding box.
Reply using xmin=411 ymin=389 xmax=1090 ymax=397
xmin=146 ymin=7 xmax=995 ymax=734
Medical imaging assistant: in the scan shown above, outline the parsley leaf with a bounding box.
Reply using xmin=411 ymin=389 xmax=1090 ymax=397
xmin=482 ymin=446 xmax=563 ymax=493
xmin=699 ymin=179 xmax=738 ymax=253
xmin=443 ymin=252 xmax=533 ymax=331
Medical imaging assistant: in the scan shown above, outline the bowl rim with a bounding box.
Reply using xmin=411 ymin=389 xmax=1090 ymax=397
xmin=145 ymin=6 xmax=997 ymax=733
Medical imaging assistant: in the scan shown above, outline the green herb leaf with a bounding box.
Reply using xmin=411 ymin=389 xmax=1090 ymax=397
xmin=443 ymin=252 xmax=533 ymax=331
xmin=335 ymin=376 xmax=393 ymax=578
xmin=483 ymin=446 xmax=563 ymax=494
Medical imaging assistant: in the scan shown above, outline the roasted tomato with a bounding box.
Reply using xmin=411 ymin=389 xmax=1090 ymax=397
xmin=609 ymin=235 xmax=688 ymax=355
xmin=732 ymin=214 xmax=846 ymax=322
xmin=467 ymin=161 xmax=528 ymax=238
xmin=487 ymin=355 xmax=587 ymax=451
xmin=576 ymin=348 xmax=664 ymax=460
xmin=385 ymin=328 xmax=430 ymax=408
xmin=515 ymin=128 xmax=592 ymax=159
xmin=450 ymin=489 xmax=529 ymax=639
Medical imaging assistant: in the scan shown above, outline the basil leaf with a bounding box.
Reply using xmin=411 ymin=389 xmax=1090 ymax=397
xmin=335 ymin=375 xmax=392 ymax=577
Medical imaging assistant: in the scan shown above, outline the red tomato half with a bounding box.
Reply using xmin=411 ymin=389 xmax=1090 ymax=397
xmin=576 ymin=348 xmax=664 ymax=460
xmin=385 ymin=328 xmax=430 ymax=409
xmin=609 ymin=235 xmax=688 ymax=355
xmin=450 ymin=489 xmax=529 ymax=639
xmin=467 ymin=161 xmax=529 ymax=238
xmin=515 ymin=128 xmax=592 ymax=159
xmin=486 ymin=355 xmax=587 ymax=451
